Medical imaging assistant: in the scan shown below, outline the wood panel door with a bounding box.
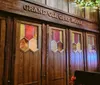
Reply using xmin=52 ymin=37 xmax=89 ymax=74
xmin=86 ymin=33 xmax=98 ymax=72
xmin=69 ymin=30 xmax=84 ymax=77
xmin=14 ymin=20 xmax=42 ymax=85
xmin=47 ymin=26 xmax=66 ymax=85
xmin=0 ymin=17 xmax=6 ymax=85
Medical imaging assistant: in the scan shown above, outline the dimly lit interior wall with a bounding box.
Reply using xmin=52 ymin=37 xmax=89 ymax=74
xmin=25 ymin=0 xmax=98 ymax=22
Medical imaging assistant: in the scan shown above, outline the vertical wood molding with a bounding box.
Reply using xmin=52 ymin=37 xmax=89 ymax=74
xmin=0 ymin=18 xmax=6 ymax=85
xmin=96 ymin=33 xmax=99 ymax=71
xmin=83 ymin=32 xmax=87 ymax=71
xmin=4 ymin=17 xmax=13 ymax=85
xmin=65 ymin=29 xmax=69 ymax=85
xmin=42 ymin=24 xmax=47 ymax=85
xmin=11 ymin=18 xmax=16 ymax=85
xmin=68 ymin=29 xmax=71 ymax=85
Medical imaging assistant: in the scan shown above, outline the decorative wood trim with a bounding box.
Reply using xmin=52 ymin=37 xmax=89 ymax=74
xmin=68 ymin=29 xmax=71 ymax=80
xmin=83 ymin=32 xmax=87 ymax=71
xmin=41 ymin=23 xmax=47 ymax=85
xmin=65 ymin=29 xmax=69 ymax=85
xmin=4 ymin=17 xmax=14 ymax=85
xmin=47 ymin=25 xmax=66 ymax=85
xmin=97 ymin=34 xmax=100 ymax=71
xmin=69 ymin=30 xmax=84 ymax=82
xmin=0 ymin=17 xmax=6 ymax=85
xmin=14 ymin=19 xmax=42 ymax=85
xmin=85 ymin=33 xmax=98 ymax=72
xmin=46 ymin=24 xmax=49 ymax=85
xmin=0 ymin=0 xmax=98 ymax=32
xmin=24 ymin=0 xmax=98 ymax=23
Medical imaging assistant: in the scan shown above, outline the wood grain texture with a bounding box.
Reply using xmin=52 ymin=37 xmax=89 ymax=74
xmin=47 ymin=26 xmax=66 ymax=85
xmin=41 ymin=24 xmax=47 ymax=85
xmin=86 ymin=33 xmax=98 ymax=72
xmin=3 ymin=17 xmax=14 ymax=85
xmin=14 ymin=20 xmax=42 ymax=85
xmin=0 ymin=18 xmax=6 ymax=85
xmin=0 ymin=0 xmax=98 ymax=32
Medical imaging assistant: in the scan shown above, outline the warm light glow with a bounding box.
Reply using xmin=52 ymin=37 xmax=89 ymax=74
xmin=75 ymin=0 xmax=100 ymax=9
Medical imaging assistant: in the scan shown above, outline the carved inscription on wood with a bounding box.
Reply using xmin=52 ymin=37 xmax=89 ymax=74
xmin=23 ymin=5 xmax=83 ymax=25
xmin=0 ymin=1 xmax=98 ymax=31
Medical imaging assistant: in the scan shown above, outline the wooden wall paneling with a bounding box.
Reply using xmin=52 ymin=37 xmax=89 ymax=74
xmin=69 ymin=0 xmax=85 ymax=18
xmin=25 ymin=0 xmax=68 ymax=12
xmin=47 ymin=25 xmax=66 ymax=85
xmin=83 ymin=32 xmax=87 ymax=71
xmin=79 ymin=7 xmax=85 ymax=18
xmin=69 ymin=30 xmax=84 ymax=78
xmin=46 ymin=24 xmax=49 ymax=85
xmin=62 ymin=0 xmax=68 ymax=12
xmin=46 ymin=0 xmax=57 ymax=8
xmin=96 ymin=33 xmax=100 ymax=71
xmin=41 ymin=23 xmax=47 ymax=85
xmin=57 ymin=0 xmax=63 ymax=10
xmin=90 ymin=9 xmax=97 ymax=22
xmin=85 ymin=7 xmax=91 ymax=20
xmin=94 ymin=33 xmax=98 ymax=69
xmin=86 ymin=33 xmax=98 ymax=72
xmin=11 ymin=18 xmax=17 ymax=85
xmin=85 ymin=33 xmax=90 ymax=71
xmin=0 ymin=0 xmax=98 ymax=32
xmin=41 ymin=0 xmax=45 ymax=4
xmin=65 ymin=29 xmax=69 ymax=85
xmin=85 ymin=7 xmax=98 ymax=22
xmin=3 ymin=17 xmax=13 ymax=85
xmin=14 ymin=20 xmax=42 ymax=85
xmin=0 ymin=17 xmax=6 ymax=85
xmin=69 ymin=0 xmax=77 ymax=15
xmin=63 ymin=27 xmax=66 ymax=85
xmin=13 ymin=20 xmax=20 ymax=85
xmin=68 ymin=29 xmax=71 ymax=85
xmin=99 ymin=11 xmax=100 ymax=71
